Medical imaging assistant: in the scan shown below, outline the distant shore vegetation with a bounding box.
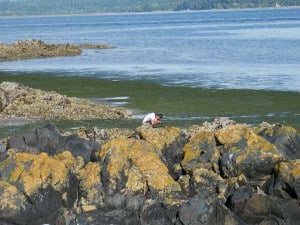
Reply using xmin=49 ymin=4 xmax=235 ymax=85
xmin=0 ymin=0 xmax=299 ymax=16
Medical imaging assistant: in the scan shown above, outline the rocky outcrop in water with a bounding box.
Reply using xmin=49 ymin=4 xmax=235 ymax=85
xmin=0 ymin=119 xmax=299 ymax=225
xmin=0 ymin=39 xmax=82 ymax=61
xmin=0 ymin=82 xmax=131 ymax=122
xmin=0 ymin=39 xmax=115 ymax=62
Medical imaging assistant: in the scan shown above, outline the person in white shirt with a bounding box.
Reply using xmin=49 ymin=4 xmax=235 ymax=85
xmin=142 ymin=112 xmax=163 ymax=127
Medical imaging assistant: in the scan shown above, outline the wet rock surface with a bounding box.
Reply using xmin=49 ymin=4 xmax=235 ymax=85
xmin=0 ymin=118 xmax=299 ymax=225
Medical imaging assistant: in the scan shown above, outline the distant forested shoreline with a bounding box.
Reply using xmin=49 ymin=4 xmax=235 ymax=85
xmin=0 ymin=0 xmax=299 ymax=16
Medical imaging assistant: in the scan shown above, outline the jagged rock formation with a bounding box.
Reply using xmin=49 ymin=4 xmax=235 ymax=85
xmin=0 ymin=82 xmax=131 ymax=121
xmin=0 ymin=119 xmax=299 ymax=225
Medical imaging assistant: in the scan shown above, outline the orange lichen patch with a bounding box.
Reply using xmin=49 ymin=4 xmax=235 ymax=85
xmin=98 ymin=138 xmax=133 ymax=182
xmin=79 ymin=162 xmax=101 ymax=191
xmin=181 ymin=131 xmax=215 ymax=167
xmin=78 ymin=162 xmax=101 ymax=203
xmin=254 ymin=123 xmax=298 ymax=137
xmin=0 ymin=181 xmax=26 ymax=210
xmin=99 ymin=138 xmax=181 ymax=192
xmin=126 ymin=165 xmax=146 ymax=192
xmin=53 ymin=150 xmax=77 ymax=170
xmin=138 ymin=127 xmax=181 ymax=151
xmin=98 ymin=138 xmax=150 ymax=190
xmin=291 ymin=161 xmax=300 ymax=177
xmin=9 ymin=152 xmax=36 ymax=182
xmin=131 ymin=148 xmax=181 ymax=191
xmin=226 ymin=174 xmax=248 ymax=189
xmin=7 ymin=152 xmax=69 ymax=195
xmin=277 ymin=125 xmax=298 ymax=136
xmin=246 ymin=130 xmax=277 ymax=152
xmin=276 ymin=160 xmax=300 ymax=178
xmin=214 ymin=125 xmax=249 ymax=145
xmin=235 ymin=131 xmax=280 ymax=164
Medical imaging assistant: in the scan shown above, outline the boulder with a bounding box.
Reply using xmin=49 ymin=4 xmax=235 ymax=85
xmin=0 ymin=150 xmax=79 ymax=225
xmin=136 ymin=126 xmax=186 ymax=180
xmin=268 ymin=159 xmax=300 ymax=199
xmin=176 ymin=194 xmax=241 ymax=225
xmin=96 ymin=137 xmax=181 ymax=195
xmin=181 ymin=130 xmax=219 ymax=173
xmin=216 ymin=125 xmax=283 ymax=181
xmin=226 ymin=190 xmax=300 ymax=225
xmin=4 ymin=123 xmax=99 ymax=163
xmin=255 ymin=122 xmax=300 ymax=159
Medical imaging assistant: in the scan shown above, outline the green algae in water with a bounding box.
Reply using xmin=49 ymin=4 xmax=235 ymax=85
xmin=0 ymin=71 xmax=299 ymax=135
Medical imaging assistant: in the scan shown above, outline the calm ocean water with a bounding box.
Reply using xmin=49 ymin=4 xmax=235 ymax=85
xmin=0 ymin=7 xmax=300 ymax=92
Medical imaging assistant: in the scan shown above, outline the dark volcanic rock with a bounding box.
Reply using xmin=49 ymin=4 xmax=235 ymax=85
xmin=66 ymin=210 xmax=139 ymax=225
xmin=0 ymin=120 xmax=299 ymax=225
xmin=226 ymin=190 xmax=300 ymax=225
xmin=4 ymin=123 xmax=99 ymax=163
xmin=255 ymin=122 xmax=300 ymax=160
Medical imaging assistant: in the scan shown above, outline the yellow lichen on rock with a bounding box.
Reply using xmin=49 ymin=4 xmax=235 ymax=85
xmin=182 ymin=131 xmax=215 ymax=168
xmin=191 ymin=167 xmax=226 ymax=197
xmin=214 ymin=124 xmax=250 ymax=145
xmin=137 ymin=127 xmax=181 ymax=151
xmin=236 ymin=131 xmax=281 ymax=164
xmin=254 ymin=123 xmax=298 ymax=137
xmin=0 ymin=181 xmax=26 ymax=210
xmin=78 ymin=162 xmax=102 ymax=210
xmin=98 ymin=138 xmax=132 ymax=182
xmin=98 ymin=138 xmax=181 ymax=192
xmin=276 ymin=160 xmax=300 ymax=179
xmin=53 ymin=150 xmax=77 ymax=170
xmin=131 ymin=147 xmax=181 ymax=191
xmin=79 ymin=162 xmax=101 ymax=196
xmin=246 ymin=130 xmax=277 ymax=152
xmin=8 ymin=152 xmax=69 ymax=195
xmin=126 ymin=165 xmax=146 ymax=193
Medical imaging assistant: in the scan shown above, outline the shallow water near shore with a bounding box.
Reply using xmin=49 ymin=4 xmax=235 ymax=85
xmin=0 ymin=72 xmax=299 ymax=137
xmin=1 ymin=8 xmax=300 ymax=136
xmin=1 ymin=8 xmax=300 ymax=92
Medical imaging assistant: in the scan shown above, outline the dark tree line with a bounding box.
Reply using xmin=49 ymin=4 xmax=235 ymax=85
xmin=174 ymin=0 xmax=299 ymax=10
xmin=0 ymin=0 xmax=299 ymax=16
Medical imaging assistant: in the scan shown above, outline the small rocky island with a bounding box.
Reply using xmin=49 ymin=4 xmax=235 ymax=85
xmin=0 ymin=81 xmax=299 ymax=225
xmin=0 ymin=39 xmax=113 ymax=62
